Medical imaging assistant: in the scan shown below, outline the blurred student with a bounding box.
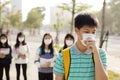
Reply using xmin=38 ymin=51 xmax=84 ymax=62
xmin=12 ymin=32 xmax=29 ymax=80
xmin=59 ymin=33 xmax=75 ymax=53
xmin=0 ymin=34 xmax=12 ymax=80
xmin=34 ymin=33 xmax=58 ymax=80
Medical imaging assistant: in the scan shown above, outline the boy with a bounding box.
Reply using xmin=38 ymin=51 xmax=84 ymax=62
xmin=53 ymin=13 xmax=108 ymax=80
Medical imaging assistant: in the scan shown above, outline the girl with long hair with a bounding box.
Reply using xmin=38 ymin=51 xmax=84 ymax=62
xmin=0 ymin=34 xmax=12 ymax=80
xmin=59 ymin=33 xmax=75 ymax=53
xmin=35 ymin=33 xmax=58 ymax=80
xmin=12 ymin=32 xmax=29 ymax=80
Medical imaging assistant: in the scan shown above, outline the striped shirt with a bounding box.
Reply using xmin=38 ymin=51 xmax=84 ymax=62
xmin=53 ymin=44 xmax=107 ymax=80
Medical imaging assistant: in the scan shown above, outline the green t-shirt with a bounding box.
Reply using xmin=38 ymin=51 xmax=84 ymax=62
xmin=53 ymin=44 xmax=107 ymax=80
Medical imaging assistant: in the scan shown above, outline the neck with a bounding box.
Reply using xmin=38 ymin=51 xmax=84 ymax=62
xmin=20 ymin=43 xmax=22 ymax=45
xmin=76 ymin=40 xmax=87 ymax=53
xmin=2 ymin=44 xmax=5 ymax=47
xmin=45 ymin=45 xmax=49 ymax=50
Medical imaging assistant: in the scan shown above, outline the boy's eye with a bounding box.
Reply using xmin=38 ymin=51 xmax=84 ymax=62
xmin=84 ymin=31 xmax=89 ymax=33
xmin=92 ymin=32 xmax=95 ymax=34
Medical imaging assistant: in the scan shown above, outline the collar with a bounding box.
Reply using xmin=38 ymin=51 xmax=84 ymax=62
xmin=71 ymin=43 xmax=92 ymax=54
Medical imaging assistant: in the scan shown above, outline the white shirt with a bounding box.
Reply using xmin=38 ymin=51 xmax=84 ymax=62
xmin=12 ymin=45 xmax=29 ymax=64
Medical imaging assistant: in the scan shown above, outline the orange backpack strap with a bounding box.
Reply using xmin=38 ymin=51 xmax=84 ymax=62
xmin=62 ymin=48 xmax=71 ymax=80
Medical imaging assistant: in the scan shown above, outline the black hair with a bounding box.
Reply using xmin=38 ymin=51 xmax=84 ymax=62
xmin=40 ymin=33 xmax=54 ymax=55
xmin=63 ymin=33 xmax=74 ymax=49
xmin=15 ymin=32 xmax=26 ymax=48
xmin=75 ymin=13 xmax=99 ymax=29
xmin=0 ymin=34 xmax=10 ymax=47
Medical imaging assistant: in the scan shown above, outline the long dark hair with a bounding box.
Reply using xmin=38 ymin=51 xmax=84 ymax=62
xmin=0 ymin=34 xmax=10 ymax=48
xmin=15 ymin=32 xmax=26 ymax=48
xmin=40 ymin=33 xmax=54 ymax=55
xmin=63 ymin=33 xmax=74 ymax=49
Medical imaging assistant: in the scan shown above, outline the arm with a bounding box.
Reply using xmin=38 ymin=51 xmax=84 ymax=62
xmin=53 ymin=53 xmax=64 ymax=80
xmin=34 ymin=48 xmax=51 ymax=68
xmin=34 ymin=48 xmax=40 ymax=67
xmin=25 ymin=45 xmax=29 ymax=58
xmin=53 ymin=48 xmax=58 ymax=61
xmin=0 ymin=53 xmax=6 ymax=58
xmin=93 ymin=48 xmax=108 ymax=80
xmin=55 ymin=75 xmax=64 ymax=80
xmin=86 ymin=39 xmax=108 ymax=80
xmin=12 ymin=47 xmax=19 ymax=59
xmin=4 ymin=47 xmax=12 ymax=59
xmin=19 ymin=45 xmax=29 ymax=59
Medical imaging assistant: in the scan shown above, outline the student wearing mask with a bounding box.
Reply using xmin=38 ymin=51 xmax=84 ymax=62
xmin=59 ymin=33 xmax=74 ymax=53
xmin=12 ymin=32 xmax=29 ymax=80
xmin=34 ymin=33 xmax=58 ymax=80
xmin=0 ymin=34 xmax=12 ymax=80
xmin=54 ymin=13 xmax=108 ymax=80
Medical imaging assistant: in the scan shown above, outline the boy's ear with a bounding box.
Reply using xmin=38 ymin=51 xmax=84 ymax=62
xmin=75 ymin=28 xmax=79 ymax=34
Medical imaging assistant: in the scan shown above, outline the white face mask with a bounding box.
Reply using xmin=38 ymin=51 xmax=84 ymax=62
xmin=66 ymin=40 xmax=73 ymax=46
xmin=82 ymin=33 xmax=95 ymax=42
xmin=82 ymin=33 xmax=95 ymax=54
xmin=44 ymin=39 xmax=52 ymax=45
xmin=18 ymin=37 xmax=24 ymax=42
xmin=1 ymin=39 xmax=7 ymax=44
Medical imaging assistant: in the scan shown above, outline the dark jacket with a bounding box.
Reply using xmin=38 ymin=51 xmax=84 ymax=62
xmin=0 ymin=46 xmax=12 ymax=64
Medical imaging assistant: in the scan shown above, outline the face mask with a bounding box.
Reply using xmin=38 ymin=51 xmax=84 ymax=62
xmin=18 ymin=37 xmax=24 ymax=42
xmin=1 ymin=39 xmax=7 ymax=44
xmin=82 ymin=33 xmax=95 ymax=43
xmin=66 ymin=40 xmax=73 ymax=46
xmin=44 ymin=39 xmax=52 ymax=45
xmin=82 ymin=33 xmax=95 ymax=54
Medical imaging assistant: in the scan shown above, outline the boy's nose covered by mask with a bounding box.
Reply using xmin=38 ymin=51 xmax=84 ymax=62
xmin=82 ymin=33 xmax=96 ymax=54
xmin=82 ymin=33 xmax=95 ymax=43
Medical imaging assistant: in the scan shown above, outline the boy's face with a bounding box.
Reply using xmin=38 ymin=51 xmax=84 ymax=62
xmin=75 ymin=25 xmax=97 ymax=41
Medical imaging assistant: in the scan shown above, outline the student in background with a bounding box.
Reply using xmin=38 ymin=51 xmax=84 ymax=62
xmin=0 ymin=34 xmax=12 ymax=80
xmin=34 ymin=33 xmax=58 ymax=80
xmin=59 ymin=33 xmax=75 ymax=53
xmin=12 ymin=32 xmax=29 ymax=80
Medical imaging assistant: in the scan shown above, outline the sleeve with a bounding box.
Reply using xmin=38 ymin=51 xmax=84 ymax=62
xmin=53 ymin=52 xmax=64 ymax=75
xmin=5 ymin=47 xmax=12 ymax=59
xmin=25 ymin=45 xmax=29 ymax=58
xmin=99 ymin=48 xmax=107 ymax=68
xmin=12 ymin=47 xmax=19 ymax=59
xmin=53 ymin=48 xmax=58 ymax=61
xmin=34 ymin=48 xmax=40 ymax=67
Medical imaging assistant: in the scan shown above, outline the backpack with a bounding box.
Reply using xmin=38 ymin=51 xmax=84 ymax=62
xmin=62 ymin=47 xmax=96 ymax=80
xmin=62 ymin=48 xmax=71 ymax=80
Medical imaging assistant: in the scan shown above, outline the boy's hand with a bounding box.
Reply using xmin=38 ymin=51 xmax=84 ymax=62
xmin=85 ymin=39 xmax=97 ymax=53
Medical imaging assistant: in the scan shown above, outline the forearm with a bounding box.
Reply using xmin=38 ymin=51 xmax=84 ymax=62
xmin=55 ymin=75 xmax=64 ymax=80
xmin=94 ymin=53 xmax=108 ymax=80
xmin=5 ymin=54 xmax=12 ymax=59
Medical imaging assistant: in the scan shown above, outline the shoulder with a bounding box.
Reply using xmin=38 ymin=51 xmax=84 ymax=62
xmin=53 ymin=48 xmax=58 ymax=55
xmin=99 ymin=48 xmax=107 ymax=56
xmin=37 ymin=47 xmax=41 ymax=52
xmin=59 ymin=47 xmax=63 ymax=53
xmin=62 ymin=47 xmax=70 ymax=53
xmin=24 ymin=44 xmax=29 ymax=47
xmin=8 ymin=45 xmax=12 ymax=50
